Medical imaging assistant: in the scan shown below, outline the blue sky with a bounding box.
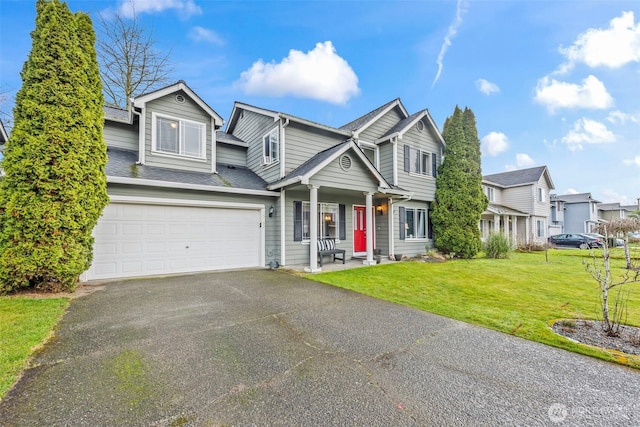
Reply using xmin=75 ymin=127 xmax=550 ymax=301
xmin=1 ymin=0 xmax=639 ymax=205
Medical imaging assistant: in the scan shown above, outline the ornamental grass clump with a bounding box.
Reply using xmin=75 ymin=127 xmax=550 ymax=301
xmin=483 ymin=233 xmax=512 ymax=259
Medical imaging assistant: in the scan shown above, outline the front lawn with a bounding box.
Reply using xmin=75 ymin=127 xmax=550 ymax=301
xmin=0 ymin=297 xmax=69 ymax=399
xmin=309 ymin=249 xmax=640 ymax=368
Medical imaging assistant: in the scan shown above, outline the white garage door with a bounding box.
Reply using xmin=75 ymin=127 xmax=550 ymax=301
xmin=85 ymin=201 xmax=263 ymax=280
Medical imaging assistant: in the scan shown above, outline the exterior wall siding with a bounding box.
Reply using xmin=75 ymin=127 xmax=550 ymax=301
xmin=378 ymin=141 xmax=394 ymax=184
xmin=231 ymin=110 xmax=280 ymax=183
xmin=502 ymin=186 xmax=533 ymax=213
xmin=392 ymin=199 xmax=432 ymax=257
xmin=359 ymin=107 xmax=405 ymax=141
xmin=216 ymin=144 xmax=246 ymax=166
xmin=283 ymin=123 xmax=346 ymax=174
xmin=309 ymin=153 xmax=379 ymax=193
xmin=396 ymin=125 xmax=441 ymax=201
xmin=143 ymin=91 xmax=213 ymax=173
xmin=104 ymin=121 xmax=138 ymax=150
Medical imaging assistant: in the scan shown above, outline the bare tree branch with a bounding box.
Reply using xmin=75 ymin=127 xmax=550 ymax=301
xmin=95 ymin=7 xmax=174 ymax=108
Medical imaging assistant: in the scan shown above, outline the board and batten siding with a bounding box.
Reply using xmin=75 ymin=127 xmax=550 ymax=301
xmin=216 ymin=144 xmax=246 ymax=166
xmin=104 ymin=121 xmax=138 ymax=151
xmin=105 ymin=183 xmax=280 ymax=266
xmin=283 ymin=123 xmax=347 ymax=173
xmin=143 ymin=92 xmax=213 ymax=173
xmin=358 ymin=107 xmax=405 ymax=141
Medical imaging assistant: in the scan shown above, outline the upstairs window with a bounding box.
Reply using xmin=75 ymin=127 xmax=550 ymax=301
xmin=263 ymin=128 xmax=279 ymax=165
xmin=404 ymin=145 xmax=437 ymax=177
xmin=485 ymin=187 xmax=495 ymax=202
xmin=537 ymin=187 xmax=546 ymax=202
xmin=153 ymin=113 xmax=205 ymax=158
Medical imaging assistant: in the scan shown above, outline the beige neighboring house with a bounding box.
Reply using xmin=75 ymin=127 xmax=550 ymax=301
xmin=481 ymin=166 xmax=555 ymax=245
xmin=599 ymin=202 xmax=635 ymax=221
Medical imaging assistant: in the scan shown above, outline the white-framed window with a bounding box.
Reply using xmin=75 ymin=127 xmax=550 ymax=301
xmin=152 ymin=113 xmax=206 ymax=158
xmin=537 ymin=187 xmax=545 ymax=202
xmin=485 ymin=186 xmax=495 ymax=202
xmin=409 ymin=147 xmax=430 ymax=176
xmin=536 ymin=219 xmax=545 ymax=238
xmin=302 ymin=202 xmax=339 ymax=240
xmin=263 ymin=127 xmax=279 ymax=165
xmin=404 ymin=207 xmax=427 ymax=239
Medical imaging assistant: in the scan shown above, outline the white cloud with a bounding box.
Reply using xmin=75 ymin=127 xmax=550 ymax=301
xmin=534 ymin=75 xmax=614 ymax=113
xmin=566 ymin=188 xmax=579 ymax=195
xmin=432 ymin=0 xmax=468 ymax=88
xmin=188 ymin=26 xmax=224 ymax=45
xmin=235 ymin=41 xmax=360 ymax=104
xmin=561 ymin=118 xmax=616 ymax=151
xmin=481 ymin=131 xmax=509 ymax=156
xmin=475 ymin=78 xmax=500 ymax=95
xmin=607 ymin=110 xmax=640 ymax=124
xmin=623 ymin=155 xmax=640 ymax=167
xmin=117 ymin=0 xmax=202 ymax=18
xmin=600 ymin=189 xmax=637 ymax=205
xmin=558 ymin=11 xmax=640 ymax=73
xmin=515 ymin=153 xmax=535 ymax=167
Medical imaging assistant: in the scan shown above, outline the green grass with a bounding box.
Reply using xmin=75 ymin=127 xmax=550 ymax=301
xmin=309 ymin=249 xmax=640 ymax=368
xmin=0 ymin=297 xmax=69 ymax=399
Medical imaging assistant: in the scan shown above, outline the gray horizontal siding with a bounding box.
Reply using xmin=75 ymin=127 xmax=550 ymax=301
xmin=309 ymin=153 xmax=378 ymax=193
xmin=217 ymin=144 xmax=246 ymax=166
xmin=378 ymin=142 xmax=394 ymax=184
xmin=284 ymin=123 xmax=346 ymax=174
xmin=359 ymin=107 xmax=404 ymax=141
xmin=232 ymin=110 xmax=280 ymax=183
xmin=392 ymin=200 xmax=432 ymax=257
xmin=397 ymin=126 xmax=442 ymax=201
xmin=143 ymin=91 xmax=213 ymax=173
xmin=104 ymin=121 xmax=138 ymax=151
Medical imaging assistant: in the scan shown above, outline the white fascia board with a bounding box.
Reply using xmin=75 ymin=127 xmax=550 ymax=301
xmin=279 ymin=113 xmax=351 ymax=137
xmin=378 ymin=187 xmax=413 ymax=197
xmin=108 ymin=194 xmax=266 ymax=210
xmin=353 ymin=99 xmax=407 ymax=139
xmin=226 ymin=102 xmax=279 ymax=133
xmin=107 ymin=176 xmax=279 ymax=197
xmin=133 ymin=82 xmax=224 ymax=127
xmin=267 ymin=176 xmax=305 ymax=190
xmin=423 ymin=110 xmax=445 ymax=146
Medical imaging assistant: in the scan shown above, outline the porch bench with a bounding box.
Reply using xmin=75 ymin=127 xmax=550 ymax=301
xmin=317 ymin=238 xmax=345 ymax=267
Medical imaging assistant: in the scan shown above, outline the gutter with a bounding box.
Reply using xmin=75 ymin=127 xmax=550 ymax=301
xmin=107 ymin=176 xmax=280 ymax=197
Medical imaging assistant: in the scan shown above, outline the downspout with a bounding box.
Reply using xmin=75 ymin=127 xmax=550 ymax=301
xmin=388 ymin=197 xmax=394 ymax=258
xmin=392 ymin=136 xmax=398 ymax=187
xmin=211 ymin=117 xmax=217 ymax=173
xmin=280 ymin=117 xmax=289 ymax=179
xmin=280 ymin=189 xmax=286 ymax=266
xmin=131 ymin=105 xmax=145 ymax=165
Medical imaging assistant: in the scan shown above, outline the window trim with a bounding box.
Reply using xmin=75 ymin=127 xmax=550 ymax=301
xmin=301 ymin=201 xmax=341 ymax=241
xmin=485 ymin=186 xmax=495 ymax=202
xmin=262 ymin=127 xmax=280 ymax=166
xmin=151 ymin=112 xmax=206 ymax=159
xmin=401 ymin=206 xmax=428 ymax=240
xmin=404 ymin=145 xmax=435 ymax=178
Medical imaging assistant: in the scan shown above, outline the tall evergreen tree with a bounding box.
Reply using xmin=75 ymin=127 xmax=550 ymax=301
xmin=431 ymin=106 xmax=488 ymax=258
xmin=0 ymin=0 xmax=108 ymax=293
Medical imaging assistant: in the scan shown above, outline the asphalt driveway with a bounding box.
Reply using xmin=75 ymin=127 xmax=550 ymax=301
xmin=1 ymin=269 xmax=639 ymax=426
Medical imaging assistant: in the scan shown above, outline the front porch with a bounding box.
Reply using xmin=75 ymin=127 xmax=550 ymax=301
xmin=285 ymin=254 xmax=399 ymax=273
xmin=480 ymin=204 xmax=529 ymax=246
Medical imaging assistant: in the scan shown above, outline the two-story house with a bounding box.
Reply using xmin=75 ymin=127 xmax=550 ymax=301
xmin=83 ymin=81 xmax=445 ymax=280
xmin=480 ymin=166 xmax=555 ymax=245
xmin=549 ymin=192 xmax=601 ymax=234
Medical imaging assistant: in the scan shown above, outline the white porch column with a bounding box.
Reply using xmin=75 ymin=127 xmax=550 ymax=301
xmin=512 ymin=216 xmax=518 ymax=246
xmin=504 ymin=215 xmax=510 ymax=241
xmin=363 ymin=192 xmax=375 ymax=265
xmin=306 ymin=185 xmax=320 ymax=272
xmin=525 ymin=218 xmax=531 ymax=244
xmin=493 ymin=214 xmax=500 ymax=234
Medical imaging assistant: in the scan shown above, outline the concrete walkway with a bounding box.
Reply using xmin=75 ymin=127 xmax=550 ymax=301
xmin=1 ymin=270 xmax=639 ymax=426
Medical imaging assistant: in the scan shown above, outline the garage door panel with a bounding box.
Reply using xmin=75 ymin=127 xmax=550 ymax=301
xmin=86 ymin=203 xmax=263 ymax=280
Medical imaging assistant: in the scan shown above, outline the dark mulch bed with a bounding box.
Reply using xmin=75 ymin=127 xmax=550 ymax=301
xmin=552 ymin=319 xmax=640 ymax=355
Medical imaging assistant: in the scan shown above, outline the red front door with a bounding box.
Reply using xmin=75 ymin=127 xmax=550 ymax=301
xmin=353 ymin=206 xmax=366 ymax=253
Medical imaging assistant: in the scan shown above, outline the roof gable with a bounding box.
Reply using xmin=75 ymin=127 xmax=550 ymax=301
xmin=375 ymin=109 xmax=445 ymax=146
xmin=267 ymin=139 xmax=391 ymax=190
xmin=483 ymin=166 xmax=554 ymax=189
xmin=133 ymin=80 xmax=224 ymax=127
xmin=339 ymin=98 xmax=408 ymax=137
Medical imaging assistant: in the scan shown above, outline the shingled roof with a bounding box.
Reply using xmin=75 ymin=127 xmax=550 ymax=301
xmin=339 ymin=98 xmax=403 ymax=132
xmin=483 ymin=166 xmax=553 ymax=188
xmin=105 ymin=147 xmax=268 ymax=191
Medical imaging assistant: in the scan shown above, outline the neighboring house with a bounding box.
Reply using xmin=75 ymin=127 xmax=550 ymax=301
xmin=598 ymin=202 xmax=633 ymax=221
xmin=549 ymin=192 xmax=601 ymax=234
xmin=481 ymin=166 xmax=555 ymax=245
xmin=84 ymin=81 xmax=445 ymax=280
